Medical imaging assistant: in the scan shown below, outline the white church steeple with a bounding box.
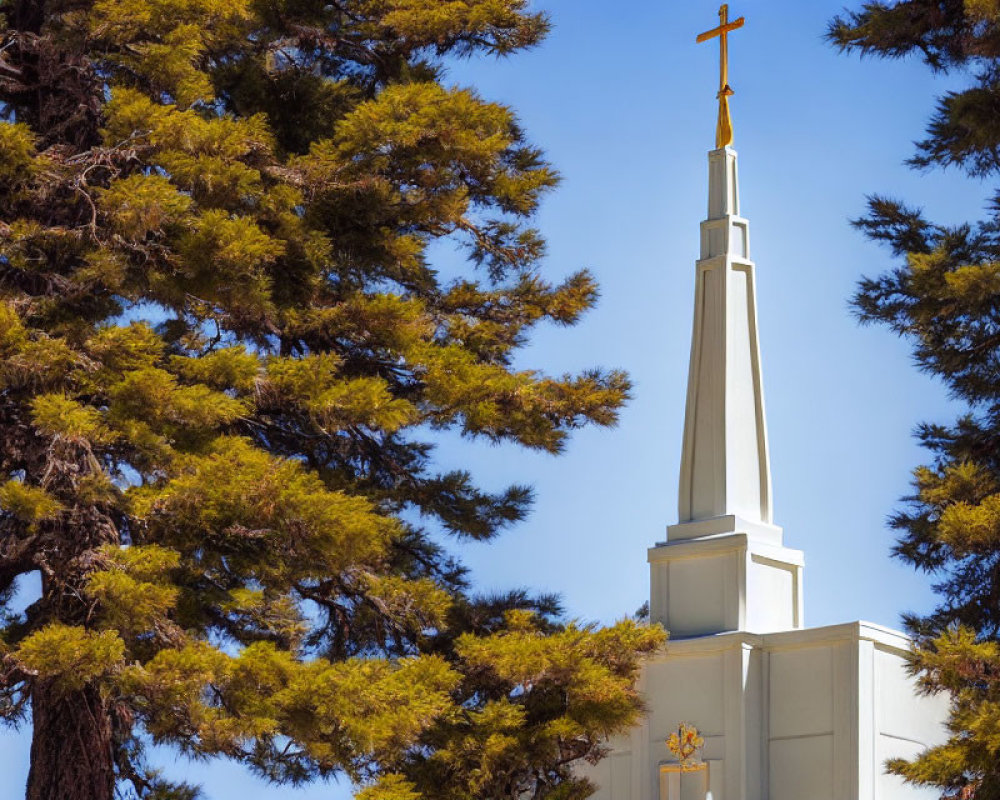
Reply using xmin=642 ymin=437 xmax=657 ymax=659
xmin=673 ymin=147 xmax=776 ymax=540
xmin=647 ymin=143 xmax=802 ymax=637
xmin=646 ymin=8 xmax=803 ymax=636
xmin=674 ymin=4 xmax=776 ymax=542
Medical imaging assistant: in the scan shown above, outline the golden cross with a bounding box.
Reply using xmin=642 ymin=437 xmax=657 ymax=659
xmin=697 ymin=4 xmax=745 ymax=149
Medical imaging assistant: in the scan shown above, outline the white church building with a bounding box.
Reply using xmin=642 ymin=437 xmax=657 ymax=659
xmin=583 ymin=14 xmax=951 ymax=795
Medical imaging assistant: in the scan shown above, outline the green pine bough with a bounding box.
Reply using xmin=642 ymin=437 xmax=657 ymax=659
xmin=0 ymin=2 xmax=664 ymax=799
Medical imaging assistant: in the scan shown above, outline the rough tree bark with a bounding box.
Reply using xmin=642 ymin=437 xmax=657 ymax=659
xmin=26 ymin=680 xmax=115 ymax=800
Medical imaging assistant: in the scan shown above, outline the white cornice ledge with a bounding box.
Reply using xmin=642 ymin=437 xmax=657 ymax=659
xmin=651 ymin=620 xmax=912 ymax=661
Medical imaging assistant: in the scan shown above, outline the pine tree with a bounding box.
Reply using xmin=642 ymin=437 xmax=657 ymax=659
xmin=830 ymin=2 xmax=1000 ymax=798
xmin=0 ymin=2 xmax=665 ymax=798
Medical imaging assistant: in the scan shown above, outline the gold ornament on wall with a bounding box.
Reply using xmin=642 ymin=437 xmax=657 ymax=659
xmin=666 ymin=722 xmax=706 ymax=772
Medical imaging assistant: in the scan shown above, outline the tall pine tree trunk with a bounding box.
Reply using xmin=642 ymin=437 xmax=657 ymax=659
xmin=27 ymin=680 xmax=115 ymax=800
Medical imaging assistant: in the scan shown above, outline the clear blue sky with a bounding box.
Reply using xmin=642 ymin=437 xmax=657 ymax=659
xmin=2 ymin=0 xmax=988 ymax=796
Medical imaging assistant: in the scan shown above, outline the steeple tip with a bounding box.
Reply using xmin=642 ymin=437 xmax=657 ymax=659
xmin=697 ymin=5 xmax=745 ymax=149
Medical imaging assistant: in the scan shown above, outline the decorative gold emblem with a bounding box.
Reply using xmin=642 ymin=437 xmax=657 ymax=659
xmin=666 ymin=722 xmax=706 ymax=771
xmin=697 ymin=4 xmax=746 ymax=149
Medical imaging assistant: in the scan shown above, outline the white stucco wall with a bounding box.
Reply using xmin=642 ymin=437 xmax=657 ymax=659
xmin=584 ymin=624 xmax=949 ymax=800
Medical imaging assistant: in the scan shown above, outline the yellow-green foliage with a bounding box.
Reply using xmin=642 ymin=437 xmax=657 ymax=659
xmin=130 ymin=437 xmax=398 ymax=582
xmin=133 ymin=26 xmax=216 ymax=108
xmin=265 ymin=356 xmax=418 ymax=433
xmin=30 ymin=395 xmax=110 ymax=443
xmin=119 ymin=642 xmax=232 ymax=735
xmin=263 ymin=352 xmax=343 ymax=397
xmin=159 ymin=151 xmax=265 ymax=210
xmin=364 ymin=0 xmax=549 ymax=53
xmin=456 ymin=614 xmax=663 ymax=712
xmin=423 ymin=699 xmax=526 ymax=795
xmin=0 ymin=220 xmax=87 ymax=279
xmin=356 ymin=775 xmax=421 ymax=800
xmin=87 ymin=546 xmax=181 ymax=635
xmin=360 ymin=575 xmax=453 ymax=631
xmin=125 ymin=642 xmax=459 ymax=767
xmin=108 ymin=368 xmax=247 ymax=435
xmin=98 ymin=174 xmax=192 ymax=238
xmin=76 ymin=472 xmax=122 ymax=508
xmin=171 ymin=210 xmax=283 ymax=320
xmin=407 ymin=614 xmax=665 ymax=799
xmin=333 ymin=83 xmax=514 ymax=170
xmin=86 ymin=323 xmax=165 ymax=374
xmin=913 ymin=462 xmax=1000 ymax=555
xmin=0 ymin=122 xmax=36 ymax=185
xmin=943 ymin=260 xmax=1000 ymax=297
xmin=179 ymin=210 xmax=284 ymax=273
xmin=917 ymin=461 xmax=999 ymax=508
xmin=90 ymin=0 xmax=253 ymax=42
xmin=91 ymin=0 xmax=253 ymax=106
xmin=379 ymin=0 xmax=532 ymax=38
xmin=938 ymin=494 xmax=1000 ymax=553
xmin=0 ymin=336 xmax=78 ymax=391
xmin=283 ymin=654 xmax=459 ymax=762
xmin=220 ymin=589 xmax=306 ymax=649
xmin=405 ymin=341 xmax=627 ymax=451
xmin=76 ymin=249 xmax=129 ymax=293
xmin=288 ymin=294 xmax=433 ymax=353
xmin=17 ymin=625 xmax=125 ymax=693
xmin=0 ymin=303 xmax=27 ymax=352
xmin=299 ymin=81 xmax=558 ymax=228
xmin=965 ymin=0 xmax=1000 ymax=22
xmin=0 ymin=481 xmax=63 ymax=524
xmin=103 ymin=88 xmax=274 ymax=158
xmin=171 ymin=347 xmax=261 ymax=392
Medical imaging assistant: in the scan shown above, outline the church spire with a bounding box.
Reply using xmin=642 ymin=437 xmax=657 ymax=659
xmin=671 ymin=7 xmax=777 ymax=543
xmin=674 ymin=145 xmax=773 ymax=537
xmin=646 ymin=6 xmax=802 ymax=638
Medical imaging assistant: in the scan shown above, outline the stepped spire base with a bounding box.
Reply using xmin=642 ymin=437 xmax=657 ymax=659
xmin=648 ymin=533 xmax=804 ymax=637
xmin=667 ymin=514 xmax=782 ymax=546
